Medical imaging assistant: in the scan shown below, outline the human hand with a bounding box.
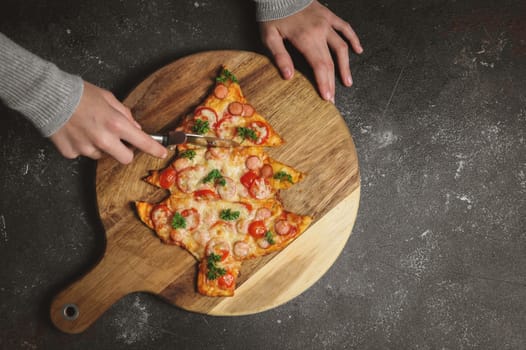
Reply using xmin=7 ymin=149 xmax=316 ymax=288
xmin=258 ymin=0 xmax=363 ymax=103
xmin=50 ymin=82 xmax=167 ymax=164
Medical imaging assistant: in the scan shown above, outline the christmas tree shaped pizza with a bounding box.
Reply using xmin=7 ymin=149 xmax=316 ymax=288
xmin=136 ymin=68 xmax=312 ymax=297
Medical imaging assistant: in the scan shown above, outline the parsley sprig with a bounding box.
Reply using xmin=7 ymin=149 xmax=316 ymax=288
xmin=237 ymin=127 xmax=258 ymax=142
xmin=179 ymin=149 xmax=196 ymax=160
xmin=216 ymin=68 xmax=238 ymax=83
xmin=265 ymin=231 xmax=275 ymax=245
xmin=192 ymin=119 xmax=210 ymax=134
xmin=273 ymin=170 xmax=293 ymax=183
xmin=203 ymin=169 xmax=226 ymax=186
xmin=171 ymin=212 xmax=186 ymax=229
xmin=206 ymin=253 xmax=227 ymax=280
xmin=220 ymin=208 xmax=240 ymax=221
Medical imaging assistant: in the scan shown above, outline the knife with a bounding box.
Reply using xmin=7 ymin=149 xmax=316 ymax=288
xmin=150 ymin=130 xmax=240 ymax=148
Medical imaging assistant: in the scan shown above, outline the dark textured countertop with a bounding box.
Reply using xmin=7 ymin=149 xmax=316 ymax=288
xmin=1 ymin=0 xmax=525 ymax=349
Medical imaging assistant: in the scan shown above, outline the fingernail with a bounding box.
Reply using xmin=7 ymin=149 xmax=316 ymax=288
xmin=324 ymin=91 xmax=334 ymax=103
xmin=283 ymin=67 xmax=292 ymax=79
xmin=346 ymin=76 xmax=353 ymax=86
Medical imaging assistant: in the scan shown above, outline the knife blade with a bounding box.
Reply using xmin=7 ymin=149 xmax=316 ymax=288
xmin=150 ymin=130 xmax=240 ymax=148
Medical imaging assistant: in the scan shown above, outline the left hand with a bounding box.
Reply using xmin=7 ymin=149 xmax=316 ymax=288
xmin=258 ymin=0 xmax=363 ymax=103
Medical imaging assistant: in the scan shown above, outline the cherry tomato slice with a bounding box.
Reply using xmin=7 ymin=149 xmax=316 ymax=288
xmin=249 ymin=178 xmax=271 ymax=199
xmin=159 ymin=167 xmax=177 ymax=189
xmin=240 ymin=171 xmax=259 ymax=189
xmin=248 ymin=220 xmax=267 ymax=239
xmin=218 ymin=272 xmax=235 ymax=289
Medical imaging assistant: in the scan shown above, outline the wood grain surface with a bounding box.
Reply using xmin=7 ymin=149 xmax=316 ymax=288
xmin=49 ymin=50 xmax=360 ymax=334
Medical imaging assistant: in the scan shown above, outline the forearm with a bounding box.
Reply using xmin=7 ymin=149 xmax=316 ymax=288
xmin=253 ymin=0 xmax=313 ymax=21
xmin=0 ymin=32 xmax=83 ymax=136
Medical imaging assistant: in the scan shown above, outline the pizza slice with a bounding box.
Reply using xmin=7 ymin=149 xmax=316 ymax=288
xmin=178 ymin=67 xmax=284 ymax=147
xmin=144 ymin=146 xmax=305 ymax=201
xmin=135 ymin=196 xmax=312 ymax=296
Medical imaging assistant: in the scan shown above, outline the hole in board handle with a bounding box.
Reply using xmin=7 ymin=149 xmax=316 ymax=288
xmin=62 ymin=304 xmax=79 ymax=321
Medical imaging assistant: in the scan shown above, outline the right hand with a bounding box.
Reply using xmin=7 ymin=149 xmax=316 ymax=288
xmin=50 ymin=81 xmax=167 ymax=164
xmin=258 ymin=0 xmax=363 ymax=103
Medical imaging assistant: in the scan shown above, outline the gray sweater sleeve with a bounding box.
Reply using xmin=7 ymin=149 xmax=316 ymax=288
xmin=0 ymin=32 xmax=83 ymax=137
xmin=254 ymin=0 xmax=314 ymax=21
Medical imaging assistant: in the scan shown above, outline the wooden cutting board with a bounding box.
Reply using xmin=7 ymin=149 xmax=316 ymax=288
xmin=50 ymin=51 xmax=360 ymax=334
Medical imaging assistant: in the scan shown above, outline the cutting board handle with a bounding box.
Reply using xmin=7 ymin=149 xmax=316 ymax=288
xmin=50 ymin=252 xmax=138 ymax=334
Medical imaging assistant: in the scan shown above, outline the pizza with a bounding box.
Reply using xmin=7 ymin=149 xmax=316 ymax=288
xmin=135 ymin=67 xmax=312 ymax=297
xmin=177 ymin=67 xmax=284 ymax=147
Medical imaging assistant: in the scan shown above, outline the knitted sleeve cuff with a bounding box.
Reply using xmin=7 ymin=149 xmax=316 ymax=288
xmin=0 ymin=33 xmax=83 ymax=137
xmin=254 ymin=0 xmax=314 ymax=22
